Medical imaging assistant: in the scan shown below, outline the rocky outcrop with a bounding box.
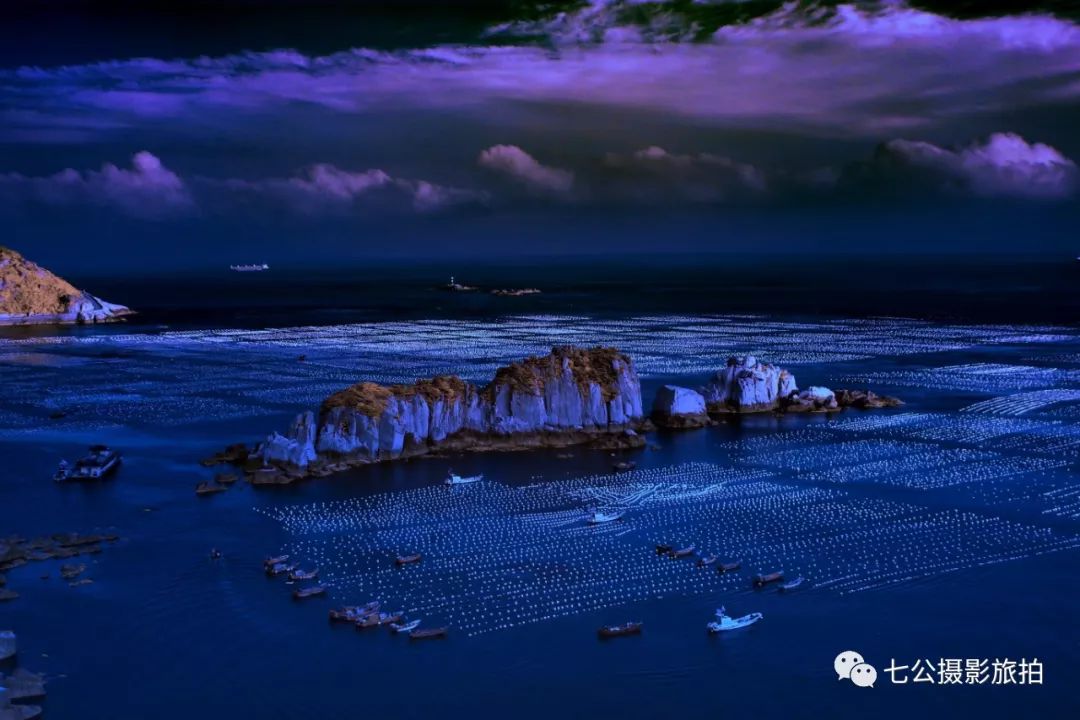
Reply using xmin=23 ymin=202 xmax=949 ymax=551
xmin=253 ymin=347 xmax=646 ymax=481
xmin=834 ymin=389 xmax=904 ymax=409
xmin=784 ymin=386 xmax=839 ymax=413
xmin=703 ymin=356 xmax=798 ymax=413
xmin=0 ymin=247 xmax=132 ymax=326
xmin=651 ymin=385 xmax=711 ymax=428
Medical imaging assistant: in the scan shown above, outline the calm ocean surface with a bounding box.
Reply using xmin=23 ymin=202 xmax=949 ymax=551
xmin=2 ymin=258 xmax=1078 ymax=719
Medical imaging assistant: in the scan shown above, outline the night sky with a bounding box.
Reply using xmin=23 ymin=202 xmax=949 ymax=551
xmin=2 ymin=1 xmax=1079 ymax=272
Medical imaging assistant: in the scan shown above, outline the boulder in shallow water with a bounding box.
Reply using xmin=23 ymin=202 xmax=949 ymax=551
xmin=651 ymin=385 xmax=711 ymax=428
xmin=785 ymin=386 xmax=839 ymax=413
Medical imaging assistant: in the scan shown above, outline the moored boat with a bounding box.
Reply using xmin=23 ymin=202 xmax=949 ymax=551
xmin=655 ymin=543 xmax=674 ymax=555
xmin=263 ymin=554 xmax=289 ymax=569
xmin=288 ymin=568 xmax=319 ymax=582
xmin=395 ymin=553 xmax=422 ymax=566
xmin=586 ymin=509 xmax=624 ymax=524
xmin=409 ymin=627 xmax=449 ymax=640
xmin=54 ymin=446 xmax=122 ymax=482
xmin=752 ymin=570 xmax=784 ymax=587
xmin=292 ymin=585 xmax=326 ymax=600
xmin=612 ymin=460 xmax=637 ymax=472
xmin=707 ymin=608 xmax=763 ymax=633
xmin=389 ymin=618 xmax=422 ymax=634
xmin=266 ymin=562 xmax=297 ymax=577
xmin=668 ymin=545 xmax=696 ymax=558
xmin=329 ymin=602 xmax=379 ymax=623
xmin=697 ymin=555 xmax=717 ymax=567
xmin=778 ymin=576 xmax=805 ymax=592
xmin=444 ymin=471 xmax=483 ymax=485
xmin=717 ymin=560 xmax=741 ymax=573
xmin=598 ymin=621 xmax=643 ymax=638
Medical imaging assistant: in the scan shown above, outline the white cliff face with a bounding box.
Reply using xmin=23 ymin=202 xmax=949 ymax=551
xmin=652 ymin=385 xmax=706 ymax=417
xmin=257 ymin=347 xmax=645 ymax=468
xmin=259 ymin=411 xmax=318 ymax=467
xmin=702 ymin=356 xmax=797 ymax=412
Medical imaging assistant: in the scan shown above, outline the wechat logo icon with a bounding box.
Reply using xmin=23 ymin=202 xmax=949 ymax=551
xmin=835 ymin=650 xmax=877 ymax=688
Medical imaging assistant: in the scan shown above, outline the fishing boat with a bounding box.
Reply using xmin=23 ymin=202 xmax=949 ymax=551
xmin=597 ymin=621 xmax=643 ymax=638
xmin=697 ymin=555 xmax=717 ymax=567
xmin=409 ymin=627 xmax=449 ymax=640
xmin=329 ymin=602 xmax=379 ymax=623
xmin=612 ymin=460 xmax=637 ymax=472
xmin=778 ymin=576 xmax=805 ymax=592
xmin=668 ymin=544 xmax=696 ymax=558
xmin=53 ymin=446 xmax=122 ymax=482
xmin=444 ymin=471 xmax=483 ymax=485
xmin=379 ymin=612 xmax=404 ymax=625
xmin=355 ymin=613 xmax=383 ymax=629
xmin=265 ymin=562 xmax=297 ymax=577
xmin=263 ymin=554 xmax=289 ymax=569
xmin=292 ymin=585 xmax=326 ymax=600
xmin=586 ymin=509 xmax=624 ymax=524
xmin=655 ymin=543 xmax=674 ymax=555
xmin=717 ymin=560 xmax=742 ymax=573
xmin=395 ymin=553 xmax=422 ymax=566
xmin=707 ymin=608 xmax=763 ymax=633
xmin=752 ymin=570 xmax=784 ymax=588
xmin=230 ymin=263 xmax=269 ymax=272
xmin=389 ymin=618 xmax=422 ymax=634
xmin=288 ymin=568 xmax=319 ymax=582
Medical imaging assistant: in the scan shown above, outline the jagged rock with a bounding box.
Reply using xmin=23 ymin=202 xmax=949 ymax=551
xmin=200 ymin=443 xmax=250 ymax=467
xmin=251 ymin=347 xmax=646 ymax=480
xmin=703 ymin=356 xmax=797 ymax=413
xmin=0 ymin=247 xmax=132 ymax=326
xmin=651 ymin=385 xmax=711 ymax=428
xmin=259 ymin=411 xmax=318 ymax=467
xmin=834 ymin=389 xmax=904 ymax=409
xmin=785 ymin=386 xmax=839 ymax=413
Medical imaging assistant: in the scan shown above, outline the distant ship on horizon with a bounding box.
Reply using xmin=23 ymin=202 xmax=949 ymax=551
xmin=230 ymin=263 xmax=270 ymax=272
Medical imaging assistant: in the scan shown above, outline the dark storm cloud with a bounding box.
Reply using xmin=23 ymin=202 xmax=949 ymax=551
xmin=3 ymin=2 xmax=1077 ymax=144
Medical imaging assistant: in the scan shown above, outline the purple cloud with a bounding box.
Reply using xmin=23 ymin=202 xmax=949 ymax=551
xmin=873 ymin=133 xmax=1077 ymax=199
xmin=0 ymin=151 xmax=193 ymax=217
xmin=218 ymin=163 xmax=485 ymax=214
xmin=478 ymin=145 xmax=574 ymax=194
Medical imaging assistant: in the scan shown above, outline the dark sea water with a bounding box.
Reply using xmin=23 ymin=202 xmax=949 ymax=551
xmin=2 ymin=257 xmax=1079 ymax=719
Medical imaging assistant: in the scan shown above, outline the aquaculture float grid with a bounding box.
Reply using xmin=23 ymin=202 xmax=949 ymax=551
xmin=3 ymin=314 xmax=1080 ymax=639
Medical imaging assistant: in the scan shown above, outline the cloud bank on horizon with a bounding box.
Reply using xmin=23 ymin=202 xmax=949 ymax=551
xmin=1 ymin=1 xmax=1078 ymax=234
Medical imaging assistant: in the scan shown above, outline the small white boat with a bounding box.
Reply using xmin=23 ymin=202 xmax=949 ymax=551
xmin=707 ymin=608 xmax=763 ymax=633
xmin=444 ymin=472 xmax=483 ymax=485
xmin=586 ymin=510 xmax=624 ymax=524
xmin=390 ymin=619 xmax=422 ymax=634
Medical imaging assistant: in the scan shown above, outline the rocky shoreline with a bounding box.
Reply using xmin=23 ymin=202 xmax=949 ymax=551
xmin=208 ymin=347 xmax=899 ymax=485
xmin=0 ymin=247 xmax=132 ymax=326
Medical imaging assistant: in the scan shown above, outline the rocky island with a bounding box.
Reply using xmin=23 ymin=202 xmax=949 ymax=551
xmin=0 ymin=247 xmax=131 ymax=326
xmin=652 ymin=355 xmax=902 ymax=427
xmin=244 ymin=346 xmax=646 ymax=483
